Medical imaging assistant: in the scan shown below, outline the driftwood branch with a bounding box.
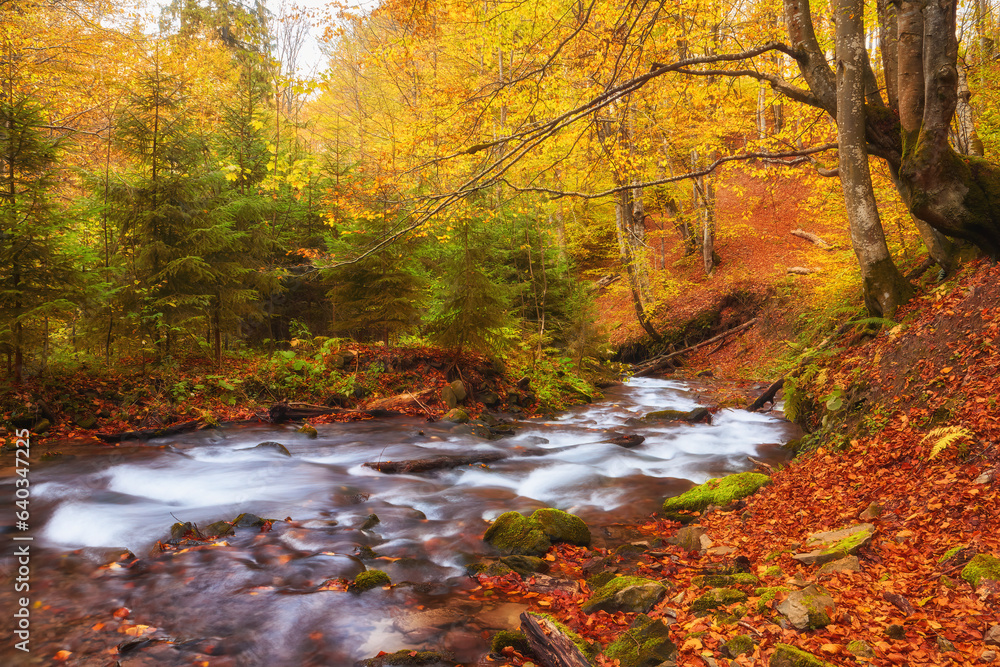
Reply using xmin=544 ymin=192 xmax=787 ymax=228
xmin=633 ymin=318 xmax=758 ymax=377
xmin=520 ymin=612 xmax=592 ymax=667
xmin=363 ymin=452 xmax=507 ymax=474
xmin=791 ymin=228 xmax=834 ymax=249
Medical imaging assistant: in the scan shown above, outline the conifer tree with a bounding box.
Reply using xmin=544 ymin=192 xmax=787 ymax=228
xmin=0 ymin=97 xmax=78 ymax=381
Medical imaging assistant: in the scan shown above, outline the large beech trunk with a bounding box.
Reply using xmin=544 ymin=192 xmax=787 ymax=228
xmin=783 ymin=0 xmax=1000 ymax=263
xmin=836 ymin=0 xmax=912 ymax=316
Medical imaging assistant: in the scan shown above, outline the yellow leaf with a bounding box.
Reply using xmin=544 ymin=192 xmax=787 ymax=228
xmin=681 ymin=637 xmax=703 ymax=651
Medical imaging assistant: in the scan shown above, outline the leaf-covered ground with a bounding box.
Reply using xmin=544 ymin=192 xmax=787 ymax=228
xmin=471 ymin=259 xmax=1000 ymax=666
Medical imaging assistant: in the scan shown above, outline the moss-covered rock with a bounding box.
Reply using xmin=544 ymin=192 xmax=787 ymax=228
xmin=582 ymin=576 xmax=668 ymax=614
xmin=692 ymin=573 xmax=759 ymax=588
xmin=763 ymin=566 xmax=784 ymax=578
xmin=723 ymin=634 xmax=755 ymax=658
xmin=769 ymin=644 xmax=835 ymax=666
xmin=466 ymin=561 xmax=516 ymax=577
xmin=586 ymin=571 xmax=617 ymax=590
xmin=604 ymin=614 xmax=677 ymax=667
xmin=350 ymin=569 xmax=391 ymax=593
xmin=442 ymin=408 xmax=470 ymax=423
xmin=846 ymin=640 xmax=875 ymax=658
xmin=490 ymin=630 xmax=529 ymax=654
xmin=483 ymin=512 xmax=551 ymax=556
xmin=662 ymin=473 xmax=770 ymax=521
xmin=530 ymin=508 xmax=591 ymax=546
xmin=961 ymin=553 xmax=1000 ymax=587
xmin=689 ymin=587 xmax=748 ymax=616
xmin=667 ymin=525 xmax=707 ymax=552
xmin=296 ymin=423 xmax=318 ymax=438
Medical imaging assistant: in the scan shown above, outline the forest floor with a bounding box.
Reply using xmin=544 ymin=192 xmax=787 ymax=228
xmin=470 ymin=257 xmax=1000 ymax=667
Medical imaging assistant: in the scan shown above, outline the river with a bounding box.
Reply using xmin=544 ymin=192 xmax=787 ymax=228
xmin=0 ymin=377 xmax=797 ymax=666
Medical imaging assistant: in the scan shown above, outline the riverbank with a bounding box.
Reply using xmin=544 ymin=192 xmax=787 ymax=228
xmin=467 ymin=258 xmax=1000 ymax=667
xmin=0 ymin=344 xmax=618 ymax=448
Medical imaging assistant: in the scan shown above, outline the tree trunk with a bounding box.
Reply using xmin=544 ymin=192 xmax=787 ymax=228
xmin=954 ymin=64 xmax=984 ymax=157
xmin=895 ymin=0 xmax=1000 ymax=259
xmin=836 ymin=0 xmax=912 ymax=317
xmin=702 ymin=176 xmax=716 ymax=275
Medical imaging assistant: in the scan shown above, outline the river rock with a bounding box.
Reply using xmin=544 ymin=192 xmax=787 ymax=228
xmin=480 ymin=390 xmax=500 ymax=407
xmin=74 ymin=412 xmax=98 ymax=429
xmin=501 ymin=555 xmax=549 ymax=577
xmin=792 ymin=523 xmax=874 ymax=566
xmin=394 ymin=607 xmax=468 ymax=636
xmin=296 ymin=423 xmax=318 ymax=438
xmin=483 ymin=511 xmax=551 ymax=556
xmin=241 ymin=441 xmax=291 ymax=456
xmin=605 ymin=614 xmax=677 ymax=667
xmin=607 ymin=433 xmax=645 ymax=448
xmin=582 ymin=575 xmax=668 ymax=614
xmin=986 ymin=624 xmax=1000 ymax=646
xmin=530 ymin=508 xmax=592 ymax=546
xmin=662 ymin=472 xmax=770 ymax=522
xmin=356 ymin=649 xmax=457 ymax=667
xmin=442 ymin=408 xmax=469 ymax=423
xmin=642 ymin=407 xmax=713 ymax=424
xmin=776 ymin=584 xmax=835 ymax=630
xmin=769 ymin=644 xmax=834 ymax=667
xmin=349 ymin=569 xmax=391 ymax=593
xmin=233 ymin=512 xmax=268 ymax=528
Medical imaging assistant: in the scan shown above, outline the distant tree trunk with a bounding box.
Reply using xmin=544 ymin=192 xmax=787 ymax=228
xmin=701 ymin=176 xmax=716 ymax=275
xmin=213 ymin=294 xmax=222 ymax=365
xmin=954 ymin=65 xmax=984 ymax=157
xmin=836 ymin=0 xmax=912 ymax=317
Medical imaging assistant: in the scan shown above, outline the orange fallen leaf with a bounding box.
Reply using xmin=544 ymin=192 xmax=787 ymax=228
xmin=54 ymin=650 xmax=72 ymax=661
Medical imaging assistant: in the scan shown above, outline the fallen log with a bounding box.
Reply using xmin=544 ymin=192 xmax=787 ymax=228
xmin=520 ymin=612 xmax=593 ymax=667
xmin=363 ymin=451 xmax=507 ymax=474
xmin=791 ymin=228 xmax=834 ymax=249
xmin=268 ymin=401 xmax=371 ymax=423
xmin=633 ymin=318 xmax=758 ymax=377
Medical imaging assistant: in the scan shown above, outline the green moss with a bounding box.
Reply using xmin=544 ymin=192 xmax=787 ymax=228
xmin=466 ymin=561 xmax=516 ymax=577
xmin=530 ymin=508 xmax=591 ymax=546
xmin=483 ymin=511 xmax=551 ymax=556
xmin=604 ymin=614 xmax=676 ymax=667
xmin=530 ymin=612 xmax=597 ymax=661
xmin=662 ymin=472 xmax=770 ymax=520
xmin=764 ymin=566 xmax=784 ymax=578
xmin=961 ymin=553 xmax=1000 ymax=587
xmin=490 ymin=630 xmax=529 ymax=654
xmin=723 ymin=634 xmax=754 ymax=658
xmin=938 ymin=544 xmax=965 ymax=564
xmin=692 ymin=573 xmax=759 ymax=588
xmin=846 ymin=640 xmax=875 ymax=658
xmin=586 ymin=571 xmax=616 ymax=590
xmin=769 ymin=644 xmax=835 ymax=667
xmin=753 ymin=586 xmax=791 ymax=614
xmin=358 ymin=649 xmax=453 ymax=666
xmin=351 ymin=569 xmax=391 ymax=593
xmin=582 ymin=575 xmax=667 ymax=614
xmin=690 ymin=588 xmax=748 ymax=616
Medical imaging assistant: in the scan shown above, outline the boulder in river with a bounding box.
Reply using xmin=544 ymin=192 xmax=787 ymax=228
xmin=582 ymin=575 xmax=668 ymax=614
xmin=355 ymin=649 xmax=458 ymax=666
xmin=530 ymin=508 xmax=592 ymax=546
xmin=239 ymin=441 xmax=291 ymax=456
xmin=642 ymin=407 xmax=713 ymax=424
xmin=483 ymin=511 xmax=552 ymax=556
xmin=442 ymin=408 xmax=469 ymax=423
xmin=349 ymin=569 xmax=391 ymax=593
xmin=662 ymin=472 xmax=770 ymax=522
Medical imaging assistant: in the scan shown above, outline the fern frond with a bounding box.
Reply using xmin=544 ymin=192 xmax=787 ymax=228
xmin=921 ymin=426 xmax=973 ymax=459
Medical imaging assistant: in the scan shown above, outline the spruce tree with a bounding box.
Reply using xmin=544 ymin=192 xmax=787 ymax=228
xmin=0 ymin=96 xmax=78 ymax=382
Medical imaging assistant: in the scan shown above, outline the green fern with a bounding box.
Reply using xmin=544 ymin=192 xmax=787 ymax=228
xmin=921 ymin=426 xmax=973 ymax=459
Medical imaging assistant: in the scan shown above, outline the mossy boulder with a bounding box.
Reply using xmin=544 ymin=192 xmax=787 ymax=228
xmin=483 ymin=512 xmax=551 ymax=556
xmin=662 ymin=472 xmax=770 ymax=521
xmin=723 ymin=634 xmax=755 ymax=658
xmin=769 ymin=644 xmax=835 ymax=667
xmin=490 ymin=630 xmax=529 ymax=654
xmin=754 ymin=586 xmax=791 ymax=613
xmin=604 ymin=614 xmax=677 ymax=667
xmin=961 ymin=553 xmax=1000 ymax=587
xmin=350 ymin=569 xmax=391 ymax=593
xmin=530 ymin=508 xmax=591 ymax=546
xmin=466 ymin=561 xmax=516 ymax=577
xmin=846 ymin=640 xmax=875 ymax=658
xmin=296 ymin=423 xmax=318 ymax=438
xmin=692 ymin=573 xmax=759 ymax=588
xmin=583 ymin=576 xmax=668 ymax=614
xmin=667 ymin=525 xmax=708 ymax=552
xmin=442 ymin=408 xmax=470 ymax=423
xmin=690 ymin=588 xmax=748 ymax=616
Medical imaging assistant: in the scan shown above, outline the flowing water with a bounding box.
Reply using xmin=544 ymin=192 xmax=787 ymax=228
xmin=0 ymin=378 xmax=798 ymax=666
